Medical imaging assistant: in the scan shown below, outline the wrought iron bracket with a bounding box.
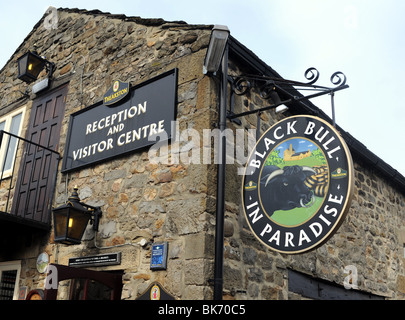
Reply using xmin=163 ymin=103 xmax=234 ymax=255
xmin=80 ymin=202 xmax=103 ymax=232
xmin=226 ymin=67 xmax=349 ymax=127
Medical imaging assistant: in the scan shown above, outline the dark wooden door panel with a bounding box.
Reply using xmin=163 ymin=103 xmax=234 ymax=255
xmin=12 ymin=84 xmax=68 ymax=224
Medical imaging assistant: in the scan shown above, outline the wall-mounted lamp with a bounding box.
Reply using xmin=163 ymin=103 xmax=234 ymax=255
xmin=17 ymin=50 xmax=55 ymax=84
xmin=269 ymin=88 xmax=289 ymax=114
xmin=52 ymin=187 xmax=102 ymax=245
xmin=203 ymin=25 xmax=230 ymax=75
xmin=275 ymin=105 xmax=289 ymax=114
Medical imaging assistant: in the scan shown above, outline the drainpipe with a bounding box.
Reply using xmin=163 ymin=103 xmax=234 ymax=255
xmin=213 ymin=44 xmax=228 ymax=300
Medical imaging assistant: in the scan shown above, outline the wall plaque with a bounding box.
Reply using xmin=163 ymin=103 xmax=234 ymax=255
xmin=36 ymin=252 xmax=49 ymax=274
xmin=150 ymin=242 xmax=168 ymax=270
xmin=136 ymin=281 xmax=175 ymax=300
xmin=62 ymin=69 xmax=178 ymax=172
xmin=68 ymin=252 xmax=121 ymax=267
xmin=18 ymin=287 xmax=27 ymax=300
xmin=242 ymin=115 xmax=354 ymax=254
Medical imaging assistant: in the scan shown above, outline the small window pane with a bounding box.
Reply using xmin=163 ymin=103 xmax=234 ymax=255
xmin=2 ymin=113 xmax=22 ymax=172
xmin=0 ymin=270 xmax=17 ymax=300
xmin=0 ymin=121 xmax=7 ymax=172
xmin=9 ymin=113 xmax=22 ymax=135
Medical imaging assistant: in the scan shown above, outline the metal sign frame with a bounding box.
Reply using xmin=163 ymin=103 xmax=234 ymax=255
xmin=62 ymin=68 xmax=178 ymax=173
xmin=241 ymin=115 xmax=354 ymax=254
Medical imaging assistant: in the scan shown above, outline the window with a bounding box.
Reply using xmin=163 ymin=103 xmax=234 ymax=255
xmin=0 ymin=261 xmax=21 ymax=300
xmin=70 ymin=278 xmax=114 ymax=300
xmin=0 ymin=107 xmax=25 ymax=177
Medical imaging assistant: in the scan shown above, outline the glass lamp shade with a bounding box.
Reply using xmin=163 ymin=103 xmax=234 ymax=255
xmin=203 ymin=25 xmax=230 ymax=74
xmin=17 ymin=51 xmax=47 ymax=83
xmin=53 ymin=203 xmax=92 ymax=245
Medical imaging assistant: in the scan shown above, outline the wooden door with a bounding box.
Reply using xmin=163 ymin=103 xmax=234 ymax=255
xmin=12 ymin=84 xmax=68 ymax=225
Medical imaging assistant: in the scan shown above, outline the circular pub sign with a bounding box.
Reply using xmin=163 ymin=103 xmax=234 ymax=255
xmin=242 ymin=115 xmax=354 ymax=254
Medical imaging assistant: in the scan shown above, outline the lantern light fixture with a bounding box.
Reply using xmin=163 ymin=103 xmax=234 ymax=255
xmin=52 ymin=186 xmax=102 ymax=245
xmin=203 ymin=25 xmax=230 ymax=75
xmin=17 ymin=50 xmax=55 ymax=84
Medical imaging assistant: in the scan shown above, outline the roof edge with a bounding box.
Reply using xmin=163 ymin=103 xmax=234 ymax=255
xmin=57 ymin=7 xmax=213 ymax=29
xmin=0 ymin=7 xmax=213 ymax=74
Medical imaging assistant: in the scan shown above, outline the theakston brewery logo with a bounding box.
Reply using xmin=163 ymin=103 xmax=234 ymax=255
xmin=242 ymin=115 xmax=354 ymax=254
xmin=104 ymin=80 xmax=130 ymax=106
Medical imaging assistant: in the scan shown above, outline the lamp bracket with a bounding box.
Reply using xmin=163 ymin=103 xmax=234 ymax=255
xmin=33 ymin=49 xmax=54 ymax=73
xmin=18 ymin=88 xmax=30 ymax=98
xmin=45 ymin=61 xmax=56 ymax=79
xmin=79 ymin=202 xmax=102 ymax=232
xmin=65 ymin=186 xmax=103 ymax=232
xmin=227 ymin=67 xmax=349 ymax=126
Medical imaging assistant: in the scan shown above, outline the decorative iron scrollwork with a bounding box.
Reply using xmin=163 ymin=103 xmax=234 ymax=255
xmin=227 ymin=67 xmax=349 ymax=127
xmin=330 ymin=71 xmax=347 ymax=87
xmin=230 ymin=67 xmax=348 ymax=100
xmin=234 ymin=77 xmax=251 ymax=96
xmin=304 ymin=67 xmax=320 ymax=85
xmin=258 ymin=81 xmax=277 ymax=100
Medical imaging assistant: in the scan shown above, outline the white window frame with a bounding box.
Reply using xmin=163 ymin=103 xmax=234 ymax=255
xmin=0 ymin=260 xmax=21 ymax=300
xmin=0 ymin=107 xmax=26 ymax=178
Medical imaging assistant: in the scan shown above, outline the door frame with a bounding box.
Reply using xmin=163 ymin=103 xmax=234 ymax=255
xmin=44 ymin=264 xmax=123 ymax=300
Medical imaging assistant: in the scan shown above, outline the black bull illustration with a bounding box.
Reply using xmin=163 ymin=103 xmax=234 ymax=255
xmin=260 ymin=165 xmax=328 ymax=216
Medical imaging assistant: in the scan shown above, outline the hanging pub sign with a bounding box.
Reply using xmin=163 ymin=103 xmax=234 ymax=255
xmin=62 ymin=69 xmax=178 ymax=172
xmin=242 ymin=115 xmax=354 ymax=254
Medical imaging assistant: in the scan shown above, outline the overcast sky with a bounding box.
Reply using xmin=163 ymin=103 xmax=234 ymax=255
xmin=1 ymin=0 xmax=404 ymax=176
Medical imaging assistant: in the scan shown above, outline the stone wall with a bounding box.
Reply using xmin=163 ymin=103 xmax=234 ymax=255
xmin=50 ymin=10 xmax=217 ymax=300
xmin=0 ymin=8 xmax=218 ymax=300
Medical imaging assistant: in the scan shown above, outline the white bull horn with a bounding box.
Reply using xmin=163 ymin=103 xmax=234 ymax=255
xmin=302 ymin=166 xmax=316 ymax=175
xmin=300 ymin=192 xmax=315 ymax=208
xmin=265 ymin=169 xmax=284 ymax=187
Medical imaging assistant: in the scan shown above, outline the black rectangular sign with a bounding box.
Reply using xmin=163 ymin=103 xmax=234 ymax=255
xmin=62 ymin=69 xmax=178 ymax=172
xmin=68 ymin=252 xmax=121 ymax=267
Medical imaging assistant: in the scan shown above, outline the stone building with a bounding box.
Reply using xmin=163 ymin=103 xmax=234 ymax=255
xmin=0 ymin=7 xmax=404 ymax=300
xmin=283 ymin=144 xmax=311 ymax=162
